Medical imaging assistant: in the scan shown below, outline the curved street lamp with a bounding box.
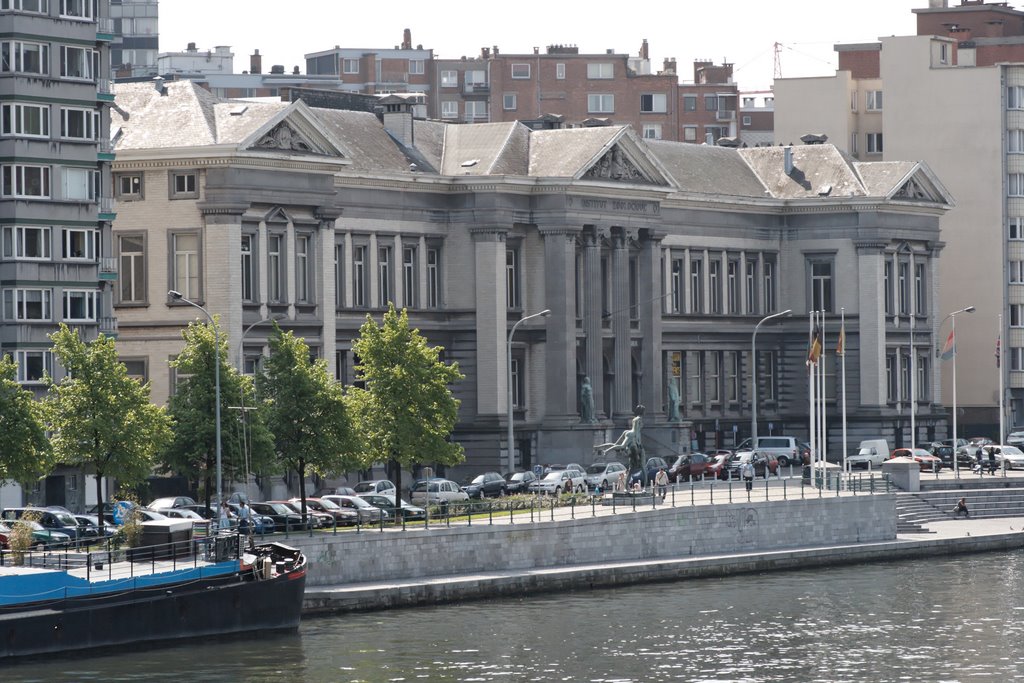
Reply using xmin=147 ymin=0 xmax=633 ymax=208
xmin=938 ymin=305 xmax=976 ymax=477
xmin=507 ymin=309 xmax=551 ymax=473
xmin=169 ymin=290 xmax=222 ymax=520
xmin=751 ymin=309 xmax=792 ymax=444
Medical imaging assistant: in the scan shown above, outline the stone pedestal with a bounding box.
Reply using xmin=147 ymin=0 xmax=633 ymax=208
xmin=882 ymin=458 xmax=920 ymax=492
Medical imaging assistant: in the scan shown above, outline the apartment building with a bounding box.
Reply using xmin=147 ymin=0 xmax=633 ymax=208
xmin=0 ymin=0 xmax=116 ymax=509
xmin=304 ymin=29 xmax=433 ymax=100
xmin=110 ymin=0 xmax=157 ymax=78
xmin=774 ymin=0 xmax=1024 ymax=437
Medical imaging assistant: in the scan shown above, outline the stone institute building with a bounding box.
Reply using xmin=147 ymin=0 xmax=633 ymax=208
xmin=109 ymin=81 xmax=952 ymax=486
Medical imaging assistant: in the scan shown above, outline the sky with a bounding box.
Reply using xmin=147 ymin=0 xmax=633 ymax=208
xmin=159 ymin=0 xmax=931 ymax=91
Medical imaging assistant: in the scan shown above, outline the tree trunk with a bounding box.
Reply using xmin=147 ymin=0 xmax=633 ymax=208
xmin=297 ymin=460 xmax=308 ymax=526
xmin=390 ymin=455 xmax=402 ymax=512
xmin=95 ymin=469 xmax=105 ymax=537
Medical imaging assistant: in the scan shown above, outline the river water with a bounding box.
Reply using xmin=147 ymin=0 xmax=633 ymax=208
xmin=8 ymin=551 xmax=1024 ymax=682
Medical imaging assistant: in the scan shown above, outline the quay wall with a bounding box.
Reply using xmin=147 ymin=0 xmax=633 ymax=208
xmin=287 ymin=495 xmax=896 ymax=586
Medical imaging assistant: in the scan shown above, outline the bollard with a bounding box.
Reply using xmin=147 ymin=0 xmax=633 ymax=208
xmin=510 ymin=500 xmax=514 ymax=525
xmin=530 ymin=498 xmax=535 ymax=523
xmin=728 ymin=481 xmax=733 ymax=503
xmin=551 ymin=498 xmax=555 ymax=522
xmin=489 ymin=501 xmax=493 ymax=525
xmin=592 ymin=495 xmax=596 ymax=517
xmin=671 ymin=484 xmax=676 ymax=508
xmin=572 ymin=496 xmax=576 ymax=519
xmin=691 ymin=482 xmax=695 ymax=506
xmin=782 ymin=479 xmax=787 ymax=500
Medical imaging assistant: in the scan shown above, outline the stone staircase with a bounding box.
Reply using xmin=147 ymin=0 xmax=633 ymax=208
xmin=895 ymin=495 xmax=946 ymax=533
xmin=896 ymin=487 xmax=1024 ymax=533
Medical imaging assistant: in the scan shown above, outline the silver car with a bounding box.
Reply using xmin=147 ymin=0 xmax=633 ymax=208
xmin=529 ymin=470 xmax=582 ymax=495
xmin=584 ymin=462 xmax=626 ymax=489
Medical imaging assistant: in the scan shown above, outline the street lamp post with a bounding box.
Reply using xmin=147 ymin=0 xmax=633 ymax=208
xmin=939 ymin=305 xmax=976 ymax=477
xmin=234 ymin=315 xmax=286 ymax=494
xmin=169 ymin=290 xmax=222 ymax=518
xmin=751 ymin=309 xmax=792 ymax=443
xmin=507 ymin=309 xmax=551 ymax=474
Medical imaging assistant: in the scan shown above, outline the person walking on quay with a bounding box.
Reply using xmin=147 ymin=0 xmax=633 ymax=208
xmin=989 ymin=448 xmax=998 ymax=474
xmin=654 ymin=467 xmax=669 ymax=502
xmin=952 ymin=497 xmax=969 ymax=518
xmin=238 ymin=500 xmax=252 ymax=534
xmin=741 ymin=460 xmax=755 ymax=493
xmin=974 ymin=447 xmax=985 ymax=475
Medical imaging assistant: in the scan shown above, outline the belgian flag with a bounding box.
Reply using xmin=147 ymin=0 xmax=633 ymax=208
xmin=806 ymin=325 xmax=822 ymax=366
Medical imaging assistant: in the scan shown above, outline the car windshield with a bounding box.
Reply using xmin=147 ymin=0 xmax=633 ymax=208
xmin=506 ymin=473 xmax=524 ymax=482
xmin=353 ymin=483 xmax=376 ymax=492
xmin=51 ymin=512 xmax=76 ymax=526
xmin=586 ymin=464 xmax=608 ymax=474
xmin=470 ymin=475 xmax=485 ymax=485
xmin=265 ymin=503 xmax=294 ymax=515
xmin=1003 ymin=446 xmax=1024 ymax=455
xmin=542 ymin=472 xmax=564 ymax=482
xmin=318 ymin=498 xmax=341 ymax=510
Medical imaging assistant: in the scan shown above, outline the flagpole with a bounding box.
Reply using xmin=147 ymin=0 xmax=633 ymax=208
xmin=910 ymin=279 xmax=917 ymax=452
xmin=820 ymin=301 xmax=827 ymax=485
xmin=809 ymin=311 xmax=817 ymax=486
xmin=999 ymin=313 xmax=1005 ymax=446
xmin=840 ymin=308 xmax=848 ymax=473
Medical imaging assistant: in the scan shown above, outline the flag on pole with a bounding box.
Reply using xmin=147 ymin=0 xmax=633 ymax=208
xmin=836 ymin=321 xmax=846 ymax=357
xmin=807 ymin=325 xmax=822 ymax=366
xmin=996 ymin=335 xmax=1001 ymax=368
xmin=940 ymin=329 xmax=955 ymax=361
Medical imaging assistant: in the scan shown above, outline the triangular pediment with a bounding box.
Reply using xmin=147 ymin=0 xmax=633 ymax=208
xmin=239 ymin=100 xmax=349 ymax=161
xmin=253 ymin=121 xmax=320 ymax=154
xmin=577 ymin=129 xmax=674 ymax=187
xmin=582 ymin=145 xmax=656 ymax=184
xmin=891 ymin=173 xmax=943 ymax=203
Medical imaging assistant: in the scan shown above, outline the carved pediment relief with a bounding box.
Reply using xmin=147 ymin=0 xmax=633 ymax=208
xmin=253 ymin=122 xmax=318 ymax=154
xmin=582 ymin=146 xmax=655 ymax=184
xmin=892 ymin=174 xmax=941 ymax=203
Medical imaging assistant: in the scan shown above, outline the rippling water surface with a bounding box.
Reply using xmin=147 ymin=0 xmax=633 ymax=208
xmin=8 ymin=551 xmax=1024 ymax=682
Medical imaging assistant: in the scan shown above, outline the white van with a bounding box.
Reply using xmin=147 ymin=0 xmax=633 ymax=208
xmin=848 ymin=439 xmax=889 ymax=468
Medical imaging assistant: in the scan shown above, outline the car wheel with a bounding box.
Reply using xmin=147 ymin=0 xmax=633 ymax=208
xmin=601 ymin=479 xmax=609 ymax=490
xmin=778 ymin=456 xmax=790 ymax=467
xmin=554 ymin=486 xmax=561 ymax=495
xmin=499 ymin=487 xmax=507 ymax=497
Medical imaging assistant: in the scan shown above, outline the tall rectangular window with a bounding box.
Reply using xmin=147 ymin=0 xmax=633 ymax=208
xmin=1010 ymin=129 xmax=1024 ymax=153
xmin=334 ymin=242 xmax=343 ymax=309
xmin=506 ymin=248 xmax=520 ymax=309
xmin=295 ymin=235 xmax=310 ymax=303
xmin=1 ymin=164 xmax=49 ymax=198
xmin=745 ymin=260 xmax=756 ymax=314
xmin=1 ymin=103 xmax=49 ymax=138
xmin=555 ymin=63 xmax=565 ymax=79
xmin=914 ymin=262 xmax=926 ymax=314
xmin=426 ymin=248 xmax=439 ymax=308
xmin=63 ymin=227 xmax=96 ymax=260
xmin=510 ymin=358 xmax=522 ymax=408
xmin=2 ymin=225 xmax=50 ymax=260
xmin=727 ymin=259 xmax=739 ymax=314
xmin=884 ymin=260 xmax=894 ymax=315
xmin=1011 ymin=85 xmax=1024 ymax=109
xmin=1011 ymin=259 xmax=1024 ymax=284
xmin=810 ymin=260 xmax=833 ymax=312
xmin=15 ymin=350 xmax=51 ymax=384
xmin=900 ymin=354 xmax=911 ymax=402
xmin=690 ymin=258 xmax=703 ymax=313
xmin=2 ymin=288 xmax=51 ymax=320
xmin=240 ymin=234 xmax=254 ymax=302
xmin=917 ymin=354 xmax=929 ymax=400
xmin=898 ymin=262 xmax=909 ymax=314
xmin=267 ymin=234 xmax=282 ymax=303
xmin=352 ymin=245 xmax=366 ymax=307
xmin=402 ymin=245 xmax=416 ymax=308
xmin=670 ymin=258 xmax=684 ymax=313
xmin=1011 ymin=304 xmax=1024 ymax=327
xmin=709 ymin=260 xmax=721 ymax=313
xmin=763 ymin=259 xmax=776 ymax=312
xmin=117 ymin=233 xmax=145 ymax=304
xmin=886 ymin=355 xmax=897 ymax=402
xmin=761 ymin=351 xmax=777 ymax=402
xmin=62 ymin=289 xmax=97 ymax=321
xmin=668 ymin=351 xmax=683 ymax=414
xmin=62 ymin=167 xmax=97 ymax=201
xmin=378 ymin=246 xmax=391 ymax=306
xmin=172 ymin=232 xmax=200 ymax=300
xmin=727 ymin=351 xmax=740 ymax=403
xmin=1011 ymin=217 xmax=1024 ymax=240
xmin=689 ymin=352 xmax=704 ymax=405
xmin=708 ymin=351 xmax=722 ymax=403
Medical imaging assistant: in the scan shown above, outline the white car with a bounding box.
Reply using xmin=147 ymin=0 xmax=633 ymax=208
xmin=1006 ymin=432 xmax=1024 ymax=448
xmin=529 ymin=470 xmax=583 ymax=495
xmin=409 ymin=478 xmax=469 ymax=506
xmin=352 ymin=480 xmax=397 ymax=497
xmin=584 ymin=462 xmax=626 ymax=489
xmin=979 ymin=444 xmax=1024 ymax=469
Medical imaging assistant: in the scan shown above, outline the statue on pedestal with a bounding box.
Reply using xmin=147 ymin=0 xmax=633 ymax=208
xmin=597 ymin=404 xmax=646 ymax=477
xmin=667 ymin=377 xmax=681 ymax=423
xmin=579 ymin=376 xmax=596 ymax=423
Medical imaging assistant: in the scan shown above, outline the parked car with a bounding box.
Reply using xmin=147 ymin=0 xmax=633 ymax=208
xmin=726 ymin=452 xmax=779 ymax=479
xmin=321 ymin=495 xmax=391 ymax=523
xmin=668 ymin=453 xmax=710 ymax=482
xmin=296 ymin=497 xmax=359 ymax=526
xmin=1 ymin=507 xmax=84 ymax=540
xmin=848 ymin=439 xmax=890 ymax=469
xmin=249 ymin=502 xmax=308 ymax=531
xmin=1006 ymin=431 xmax=1024 ymax=448
xmin=529 ymin=470 xmax=583 ymax=495
xmin=352 ymin=480 xmax=397 ymax=497
xmin=628 ymin=457 xmax=670 ymax=488
xmin=976 ymin=444 xmax=1024 ymax=470
xmin=74 ymin=514 xmax=111 ymax=538
xmin=358 ymin=494 xmax=426 ymax=521
xmin=223 ymin=503 xmax=276 ymax=533
xmin=461 ymin=472 xmax=507 ymax=499
xmin=889 ymin=448 xmax=942 ymax=472
xmin=148 ymin=496 xmax=197 ymax=510
xmin=409 ymin=479 xmax=470 ymax=506
xmin=0 ymin=520 xmax=71 ymax=550
xmin=275 ymin=500 xmax=332 ymax=528
xmin=503 ymin=471 xmax=538 ymax=494
xmin=583 ymin=462 xmax=627 ymax=490
xmin=157 ymin=507 xmax=205 ymax=521
xmin=313 ymin=486 xmax=358 ymax=497
xmin=734 ymin=436 xmax=804 ymax=467
xmin=707 ymin=454 xmax=732 ymax=480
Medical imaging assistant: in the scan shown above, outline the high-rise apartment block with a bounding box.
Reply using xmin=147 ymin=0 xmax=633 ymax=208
xmin=110 ymin=0 xmax=157 ymax=77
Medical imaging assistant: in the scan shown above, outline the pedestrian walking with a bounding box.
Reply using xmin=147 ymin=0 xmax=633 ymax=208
xmin=952 ymin=497 xmax=969 ymax=518
xmin=654 ymin=468 xmax=669 ymax=501
xmin=989 ymin=448 xmax=998 ymax=474
xmin=741 ymin=460 xmax=755 ymax=492
xmin=238 ymin=500 xmax=252 ymax=534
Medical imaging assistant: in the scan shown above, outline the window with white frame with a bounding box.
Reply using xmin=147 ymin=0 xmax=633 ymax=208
xmin=116 ymin=173 xmax=142 ymax=199
xmin=900 ymin=353 xmax=911 ymax=402
xmin=742 ymin=115 xmax=752 ymax=126
xmin=378 ymin=246 xmax=391 ymax=307
xmin=510 ymin=358 xmax=522 ymax=408
xmin=727 ymin=259 xmax=739 ymax=314
xmin=506 ymin=247 xmax=520 ymax=309
xmin=240 ymin=233 xmax=254 ymax=303
xmin=866 ymin=90 xmax=883 ymax=110
xmin=761 ymin=351 xmax=777 ymax=402
xmin=726 ymin=351 xmax=741 ymax=403
xmin=2 ymin=226 xmax=50 ymax=260
xmin=851 ymin=132 xmax=859 ymax=156
xmin=915 ymin=262 xmax=926 ymax=314
xmin=939 ymin=42 xmax=948 ymax=64
xmin=708 ymin=351 xmax=722 ymax=403
xmin=642 ymin=124 xmax=662 ymax=139
xmin=408 ymin=59 xmax=424 ymax=75
xmin=555 ymin=63 xmax=565 ymax=79
xmin=3 ymin=288 xmax=51 ymax=320
xmin=503 ymin=93 xmax=517 ymax=111
xmin=465 ymin=69 xmax=486 ymax=86
xmin=1 ymin=1 xmax=49 ymax=13
xmin=62 ymin=227 xmax=96 ymax=260
xmin=402 ymin=245 xmax=416 ymax=307
xmin=1012 ymin=304 xmax=1024 ymax=327
xmin=745 ymin=260 xmax=757 ymax=314
xmin=884 ymin=260 xmax=894 ymax=315
xmin=1010 ymin=85 xmax=1024 ymax=109
xmin=898 ymin=261 xmax=908 ymax=314
xmin=170 ymin=171 xmax=197 ymax=199
xmin=171 ymin=232 xmax=200 ymax=300
xmin=917 ymin=353 xmax=929 ymax=399
xmin=59 ymin=0 xmax=95 ymax=19
xmin=267 ymin=233 xmax=282 ymax=303
xmin=683 ymin=126 xmax=697 ymax=142
xmin=1012 ymin=174 xmax=1024 ymax=196
xmin=441 ymin=100 xmax=458 ymax=119
xmin=0 ymin=40 xmax=49 ymax=74
xmin=1010 ymin=129 xmax=1024 ymax=153
xmin=640 ymin=93 xmax=667 ymax=113
xmin=511 ymin=63 xmax=530 ymax=79
xmin=440 ymin=70 xmax=457 ymax=87
xmin=352 ymin=244 xmax=366 ymax=307
xmin=342 ymin=58 xmax=359 ymax=74
xmin=60 ymin=45 xmax=95 ymax=79
xmin=1 ymin=103 xmax=48 ymax=138
xmin=810 ymin=259 xmax=834 ymax=312
xmin=426 ymin=247 xmax=439 ymax=308
xmin=62 ymin=289 xmax=97 ymax=321
xmin=587 ymin=94 xmax=614 ymax=113
xmin=117 ymin=233 xmax=145 ymax=304
xmin=763 ymin=258 xmax=776 ymax=312
xmin=867 ymin=132 xmax=883 ymax=154
xmin=1011 ymin=347 xmax=1024 ymax=371
xmin=587 ymin=62 xmax=613 ymax=79
xmin=62 ymin=167 xmax=97 ymax=201
xmin=709 ymin=259 xmax=721 ymax=313
xmin=15 ymin=350 xmax=51 ymax=384
xmin=670 ymin=258 xmax=683 ymax=313
xmin=1012 ymin=217 xmax=1024 ymax=240
xmin=690 ymin=258 xmax=703 ymax=313
xmin=689 ymin=351 xmax=704 ymax=404
xmin=60 ymin=107 xmax=98 ymax=140
xmin=886 ymin=354 xmax=897 ymax=403
xmin=295 ymin=234 xmax=310 ymax=303
xmin=465 ymin=101 xmax=487 ymax=119
xmin=1 ymin=164 xmax=49 ymax=198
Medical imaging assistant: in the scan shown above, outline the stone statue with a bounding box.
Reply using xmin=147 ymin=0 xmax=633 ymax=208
xmin=597 ymin=404 xmax=646 ymax=477
xmin=667 ymin=378 xmax=681 ymax=423
xmin=579 ymin=376 xmax=596 ymax=423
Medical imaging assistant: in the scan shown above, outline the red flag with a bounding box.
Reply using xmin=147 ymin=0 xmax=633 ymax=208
xmin=940 ymin=329 xmax=955 ymax=361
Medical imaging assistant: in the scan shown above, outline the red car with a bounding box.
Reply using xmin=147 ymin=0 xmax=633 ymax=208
xmin=668 ymin=453 xmax=711 ymax=482
xmin=890 ymin=448 xmax=942 ymax=472
xmin=707 ymin=454 xmax=732 ymax=480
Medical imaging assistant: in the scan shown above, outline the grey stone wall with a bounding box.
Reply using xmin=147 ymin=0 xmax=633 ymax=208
xmin=288 ymin=495 xmax=896 ymax=586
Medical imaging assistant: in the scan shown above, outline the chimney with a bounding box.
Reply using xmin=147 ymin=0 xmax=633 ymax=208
xmin=271 ymin=64 xmax=285 ymax=74
xmin=153 ymin=75 xmax=166 ymax=96
xmin=639 ymin=39 xmax=649 ymax=60
xmin=402 ymin=28 xmax=412 ymax=50
xmin=784 ymin=146 xmax=794 ymax=174
xmin=481 ymin=46 xmax=490 ymax=58
xmin=293 ymin=65 xmax=300 ymax=74
xmin=493 ymin=45 xmax=499 ymax=56
xmin=381 ymin=99 xmax=414 ymax=148
xmin=533 ymin=46 xmax=539 ymax=55
xmin=186 ymin=42 xmax=196 ymax=52
xmin=662 ymin=57 xmax=677 ymax=75
xmin=250 ymin=49 xmax=262 ymax=74
xmin=928 ymin=0 xmax=948 ymax=7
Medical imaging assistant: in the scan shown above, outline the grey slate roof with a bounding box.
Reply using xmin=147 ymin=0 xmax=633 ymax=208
xmin=645 ymin=140 xmax=767 ymax=197
xmin=738 ymin=145 xmax=865 ymax=199
xmin=528 ymin=126 xmax=622 ymax=177
xmin=854 ymin=161 xmax=920 ymax=197
xmin=438 ymin=122 xmax=527 ymax=176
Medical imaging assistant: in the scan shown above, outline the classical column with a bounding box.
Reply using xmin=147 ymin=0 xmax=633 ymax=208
xmin=199 ymin=203 xmax=248 ymax=356
xmin=856 ymin=240 xmax=888 ymax=406
xmin=540 ymin=224 xmax=582 ymax=421
xmin=471 ymin=225 xmax=510 ymax=416
xmin=611 ymin=226 xmax=632 ymax=418
xmin=639 ymin=229 xmax=665 ymax=416
xmin=316 ymin=205 xmax=342 ymax=378
xmin=583 ymin=225 xmax=604 ymax=419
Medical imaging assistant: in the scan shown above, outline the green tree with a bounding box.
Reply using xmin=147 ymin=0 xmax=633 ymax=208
xmin=163 ymin=319 xmax=275 ymax=510
xmin=257 ymin=324 xmax=358 ymax=521
xmin=0 ymin=354 xmax=52 ymax=485
xmin=45 ymin=325 xmax=172 ymax=535
xmin=348 ymin=304 xmax=464 ymax=504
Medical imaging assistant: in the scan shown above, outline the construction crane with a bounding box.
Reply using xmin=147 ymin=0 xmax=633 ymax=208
xmin=773 ymin=41 xmax=783 ymax=80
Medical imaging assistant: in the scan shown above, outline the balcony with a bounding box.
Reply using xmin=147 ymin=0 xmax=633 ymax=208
xmin=716 ymin=109 xmax=736 ymax=121
xmin=96 ymin=78 xmax=114 ymax=102
xmin=464 ymin=83 xmax=490 ymax=94
xmin=96 ymin=17 xmax=114 ymax=41
xmin=98 ymin=137 xmax=115 ymax=161
xmin=98 ymin=196 xmax=116 ymax=221
xmin=98 ymin=316 xmax=118 ymax=336
xmin=99 ymin=256 xmax=118 ymax=281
